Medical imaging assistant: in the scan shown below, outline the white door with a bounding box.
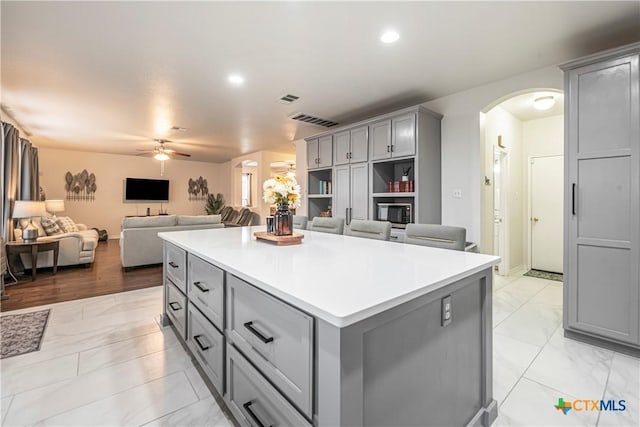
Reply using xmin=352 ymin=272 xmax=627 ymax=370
xmin=531 ymin=155 xmax=564 ymax=273
xmin=493 ymin=149 xmax=508 ymax=275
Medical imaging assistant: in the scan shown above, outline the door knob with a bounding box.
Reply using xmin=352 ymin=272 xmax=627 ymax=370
xmin=532 ymin=217 xmax=539 ymax=222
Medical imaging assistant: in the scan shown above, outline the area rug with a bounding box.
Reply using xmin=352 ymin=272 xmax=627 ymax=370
xmin=524 ymin=269 xmax=563 ymax=282
xmin=0 ymin=309 xmax=50 ymax=359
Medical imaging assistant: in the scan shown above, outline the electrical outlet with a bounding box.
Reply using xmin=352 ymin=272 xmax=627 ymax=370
xmin=442 ymin=295 xmax=452 ymax=327
xmin=452 ymin=189 xmax=462 ymax=199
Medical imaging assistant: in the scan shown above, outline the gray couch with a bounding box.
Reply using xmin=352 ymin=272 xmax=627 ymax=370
xmin=120 ymin=214 xmax=224 ymax=269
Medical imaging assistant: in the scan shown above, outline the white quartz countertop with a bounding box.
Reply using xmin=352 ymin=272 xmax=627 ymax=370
xmin=159 ymin=226 xmax=499 ymax=327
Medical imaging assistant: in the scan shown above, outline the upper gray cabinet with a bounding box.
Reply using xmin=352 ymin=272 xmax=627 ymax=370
xmin=370 ymin=114 xmax=416 ymax=160
xmin=334 ymin=125 xmax=368 ymax=165
xmin=306 ymin=138 xmax=318 ymax=169
xmin=562 ymin=42 xmax=640 ymax=350
xmin=392 ymin=113 xmax=417 ymax=158
xmin=307 ymin=136 xmax=333 ymax=169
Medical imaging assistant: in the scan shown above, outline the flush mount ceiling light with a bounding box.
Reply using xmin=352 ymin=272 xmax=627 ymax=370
xmin=380 ymin=30 xmax=400 ymax=44
xmin=154 ymin=152 xmax=170 ymax=161
xmin=533 ymin=96 xmax=555 ymax=111
xmin=228 ymin=74 xmax=245 ymax=85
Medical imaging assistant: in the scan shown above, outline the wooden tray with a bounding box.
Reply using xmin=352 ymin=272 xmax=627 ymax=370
xmin=254 ymin=231 xmax=304 ymax=246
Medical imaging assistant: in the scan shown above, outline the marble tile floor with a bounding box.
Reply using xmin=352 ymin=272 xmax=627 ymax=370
xmin=0 ymin=274 xmax=637 ymax=426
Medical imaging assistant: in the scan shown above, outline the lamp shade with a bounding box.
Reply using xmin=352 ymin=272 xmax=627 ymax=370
xmin=12 ymin=200 xmax=46 ymax=219
xmin=45 ymin=199 xmax=65 ymax=214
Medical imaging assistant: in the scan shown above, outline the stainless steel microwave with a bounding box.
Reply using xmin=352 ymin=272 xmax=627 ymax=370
xmin=377 ymin=203 xmax=413 ymax=228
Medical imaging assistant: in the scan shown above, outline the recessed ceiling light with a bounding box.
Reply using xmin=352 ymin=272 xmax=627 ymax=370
xmin=533 ymin=96 xmax=555 ymax=111
xmin=380 ymin=31 xmax=400 ymax=44
xmin=228 ymin=74 xmax=245 ymax=85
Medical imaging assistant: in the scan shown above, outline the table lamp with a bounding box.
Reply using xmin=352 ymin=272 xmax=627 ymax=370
xmin=12 ymin=200 xmax=46 ymax=242
xmin=45 ymin=199 xmax=65 ymax=217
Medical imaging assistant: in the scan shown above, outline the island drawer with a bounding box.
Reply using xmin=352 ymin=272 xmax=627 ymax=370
xmin=226 ymin=344 xmax=311 ymax=427
xmin=188 ymin=254 xmax=224 ymax=330
xmin=188 ymin=302 xmax=224 ymax=393
xmin=165 ymin=243 xmax=187 ymax=293
xmin=226 ymin=274 xmax=313 ymax=418
xmin=165 ymin=281 xmax=187 ymax=339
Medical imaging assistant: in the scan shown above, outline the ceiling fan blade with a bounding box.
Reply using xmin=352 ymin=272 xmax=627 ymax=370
xmin=135 ymin=152 xmax=152 ymax=156
xmin=171 ymin=151 xmax=191 ymax=157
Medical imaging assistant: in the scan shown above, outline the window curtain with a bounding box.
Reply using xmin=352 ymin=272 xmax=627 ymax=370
xmin=1 ymin=121 xmax=39 ymax=241
xmin=20 ymin=138 xmax=39 ymax=201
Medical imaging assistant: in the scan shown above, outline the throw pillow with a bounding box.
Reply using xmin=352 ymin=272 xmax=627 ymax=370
xmin=55 ymin=216 xmax=79 ymax=233
xmin=41 ymin=217 xmax=63 ymax=236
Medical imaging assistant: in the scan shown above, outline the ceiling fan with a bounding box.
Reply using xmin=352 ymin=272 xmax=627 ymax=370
xmin=136 ymin=139 xmax=191 ymax=160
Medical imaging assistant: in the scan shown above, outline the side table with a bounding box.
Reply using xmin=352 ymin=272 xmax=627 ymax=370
xmin=6 ymin=240 xmax=60 ymax=281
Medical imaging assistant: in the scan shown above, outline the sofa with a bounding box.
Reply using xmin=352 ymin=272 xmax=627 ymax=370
xmin=120 ymin=214 xmax=224 ymax=269
xmin=15 ymin=220 xmax=99 ymax=268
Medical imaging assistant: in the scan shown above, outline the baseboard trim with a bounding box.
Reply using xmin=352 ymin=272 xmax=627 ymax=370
xmin=564 ymin=328 xmax=640 ymax=358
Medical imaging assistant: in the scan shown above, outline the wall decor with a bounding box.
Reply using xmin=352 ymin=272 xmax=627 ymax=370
xmin=65 ymin=169 xmax=97 ymax=201
xmin=188 ymin=176 xmax=209 ymax=201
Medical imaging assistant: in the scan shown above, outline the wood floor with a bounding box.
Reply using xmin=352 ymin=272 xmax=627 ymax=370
xmin=1 ymin=239 xmax=162 ymax=312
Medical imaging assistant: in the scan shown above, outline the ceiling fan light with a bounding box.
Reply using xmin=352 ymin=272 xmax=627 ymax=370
xmin=533 ymin=96 xmax=555 ymax=111
xmin=154 ymin=152 xmax=170 ymax=161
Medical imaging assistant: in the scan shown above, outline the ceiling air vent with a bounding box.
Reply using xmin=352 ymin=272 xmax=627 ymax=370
xmin=279 ymin=94 xmax=300 ymax=104
xmin=288 ymin=112 xmax=338 ymax=128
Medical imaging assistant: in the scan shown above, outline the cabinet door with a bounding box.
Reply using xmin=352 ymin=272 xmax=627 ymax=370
xmin=392 ymin=113 xmax=416 ymax=157
xmin=306 ymin=139 xmax=318 ymax=169
xmin=350 ymin=163 xmax=369 ymax=222
xmin=317 ymin=135 xmax=333 ymax=169
xmin=370 ymin=120 xmax=392 ymax=160
xmin=566 ymin=52 xmax=639 ymax=344
xmin=350 ymin=125 xmax=369 ymax=163
xmin=334 ymin=131 xmax=350 ymax=166
xmin=333 ymin=165 xmax=350 ymax=222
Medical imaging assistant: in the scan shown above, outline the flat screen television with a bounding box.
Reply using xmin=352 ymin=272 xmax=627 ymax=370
xmin=124 ymin=178 xmax=169 ymax=202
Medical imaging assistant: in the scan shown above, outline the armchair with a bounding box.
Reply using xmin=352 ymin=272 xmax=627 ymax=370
xmin=15 ymin=221 xmax=99 ymax=268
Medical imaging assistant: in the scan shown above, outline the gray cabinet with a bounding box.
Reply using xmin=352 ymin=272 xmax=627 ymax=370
xmin=335 ymin=126 xmax=369 ymax=166
xmin=226 ymin=274 xmax=314 ymax=418
xmin=226 ymin=344 xmax=312 ymax=427
xmin=188 ymin=302 xmax=224 ymax=392
xmin=307 ymin=136 xmax=333 ymax=169
xmin=165 ymin=280 xmax=187 ymax=339
xmin=188 ymin=254 xmax=224 ymax=331
xmin=165 ymin=243 xmax=186 ymax=293
xmin=562 ymin=43 xmax=640 ymax=350
xmin=370 ymin=114 xmax=416 ymax=160
xmin=334 ymin=163 xmax=368 ymax=225
xmin=306 ymin=105 xmax=441 ymax=228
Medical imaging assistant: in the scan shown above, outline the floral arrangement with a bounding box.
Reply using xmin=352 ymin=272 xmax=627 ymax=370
xmin=263 ymin=175 xmax=301 ymax=207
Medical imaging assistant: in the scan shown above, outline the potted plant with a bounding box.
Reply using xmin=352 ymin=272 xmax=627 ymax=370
xmin=205 ymin=193 xmax=225 ymax=215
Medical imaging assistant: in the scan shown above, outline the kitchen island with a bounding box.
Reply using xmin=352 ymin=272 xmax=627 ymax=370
xmin=159 ymin=226 xmax=500 ymax=427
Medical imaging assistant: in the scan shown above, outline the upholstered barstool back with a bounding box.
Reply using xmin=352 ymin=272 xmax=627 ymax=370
xmin=404 ymin=224 xmax=466 ymax=251
xmin=219 ymin=206 xmax=235 ymax=223
xmin=309 ymin=217 xmax=345 ymax=235
xmin=345 ymin=220 xmax=392 ymax=241
xmin=293 ymin=215 xmax=308 ymax=230
xmin=235 ymin=208 xmax=254 ymax=226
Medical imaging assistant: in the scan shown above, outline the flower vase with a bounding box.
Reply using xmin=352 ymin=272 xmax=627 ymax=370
xmin=273 ymin=203 xmax=293 ymax=236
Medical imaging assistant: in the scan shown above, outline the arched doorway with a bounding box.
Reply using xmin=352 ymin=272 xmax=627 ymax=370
xmin=479 ymin=89 xmax=564 ymax=276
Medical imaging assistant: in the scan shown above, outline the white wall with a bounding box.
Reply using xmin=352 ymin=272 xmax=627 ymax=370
xmin=422 ymin=65 xmax=563 ymax=244
xmin=522 ymin=115 xmax=564 ymax=267
xmin=483 ymin=106 xmax=524 ymax=271
xmin=38 ymin=147 xmax=230 ymax=238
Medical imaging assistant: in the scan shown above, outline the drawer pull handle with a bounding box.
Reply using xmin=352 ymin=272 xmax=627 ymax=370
xmin=243 ymin=321 xmax=274 ymax=344
xmin=193 ymin=281 xmax=210 ymax=293
xmin=168 ymin=301 xmax=182 ymax=311
xmin=243 ymin=400 xmax=272 ymax=427
xmin=168 ymin=261 xmax=179 ymax=269
xmin=193 ymin=334 xmax=210 ymax=351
